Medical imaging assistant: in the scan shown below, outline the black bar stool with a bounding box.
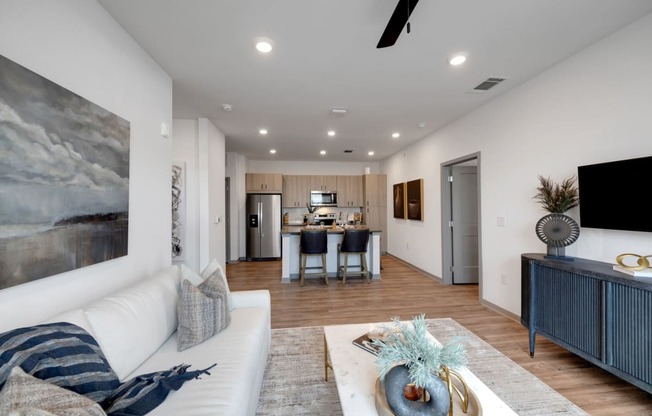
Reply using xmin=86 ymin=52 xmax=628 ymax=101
xmin=337 ymin=228 xmax=370 ymax=284
xmin=299 ymin=229 xmax=328 ymax=286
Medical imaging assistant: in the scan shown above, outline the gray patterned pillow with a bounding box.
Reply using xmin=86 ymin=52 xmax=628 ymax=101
xmin=0 ymin=366 xmax=106 ymax=416
xmin=176 ymin=272 xmax=231 ymax=351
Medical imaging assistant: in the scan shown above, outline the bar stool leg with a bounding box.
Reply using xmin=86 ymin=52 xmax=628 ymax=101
xmin=361 ymin=253 xmax=370 ymax=283
xmin=336 ymin=244 xmax=341 ymax=278
xmin=342 ymin=253 xmax=349 ymax=285
xmin=300 ymin=254 xmax=306 ymax=287
xmin=322 ymin=253 xmax=328 ymax=285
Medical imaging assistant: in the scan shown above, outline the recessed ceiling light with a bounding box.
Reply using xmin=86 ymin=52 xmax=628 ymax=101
xmin=368 ymin=151 xmax=375 ymax=156
xmin=259 ymin=129 xmax=268 ymax=135
xmin=269 ymin=149 xmax=276 ymax=154
xmin=392 ymin=132 xmax=400 ymax=138
xmin=255 ymin=38 xmax=273 ymax=53
xmin=221 ymin=104 xmax=233 ymax=111
xmin=449 ymin=52 xmax=468 ymax=66
xmin=417 ymin=122 xmax=427 ymax=128
xmin=327 ymin=130 xmax=336 ymax=137
xmin=320 ymin=150 xmax=327 ymax=155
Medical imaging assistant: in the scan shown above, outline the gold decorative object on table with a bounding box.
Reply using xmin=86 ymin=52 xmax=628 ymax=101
xmin=616 ymin=253 xmax=652 ymax=271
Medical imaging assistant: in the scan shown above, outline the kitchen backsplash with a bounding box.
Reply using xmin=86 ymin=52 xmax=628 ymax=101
xmin=284 ymin=207 xmax=361 ymax=224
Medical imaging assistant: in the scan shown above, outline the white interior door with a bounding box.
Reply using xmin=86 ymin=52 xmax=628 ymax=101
xmin=451 ymin=165 xmax=479 ymax=284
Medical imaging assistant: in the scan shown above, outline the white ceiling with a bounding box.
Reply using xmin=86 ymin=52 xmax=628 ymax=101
xmin=98 ymin=0 xmax=652 ymax=162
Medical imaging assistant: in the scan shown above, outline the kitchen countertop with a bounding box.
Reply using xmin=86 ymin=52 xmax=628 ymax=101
xmin=281 ymin=225 xmax=380 ymax=235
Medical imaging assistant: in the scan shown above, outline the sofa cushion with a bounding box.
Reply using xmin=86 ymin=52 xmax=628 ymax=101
xmin=84 ymin=266 xmax=180 ymax=380
xmin=103 ymin=364 xmax=215 ymax=416
xmin=40 ymin=309 xmax=96 ymax=338
xmin=128 ymin=307 xmax=270 ymax=416
xmin=0 ymin=322 xmax=120 ymax=403
xmin=0 ymin=366 xmax=107 ymax=416
xmin=176 ymin=272 xmax=231 ymax=352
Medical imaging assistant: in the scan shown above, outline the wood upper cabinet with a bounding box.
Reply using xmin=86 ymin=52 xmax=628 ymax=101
xmin=246 ymin=173 xmax=283 ymax=193
xmin=337 ymin=175 xmax=363 ymax=207
xmin=283 ymin=175 xmax=310 ymax=207
xmin=310 ymin=175 xmax=337 ymax=192
xmin=363 ymin=174 xmax=387 ymax=207
xmin=363 ymin=174 xmax=387 ymax=253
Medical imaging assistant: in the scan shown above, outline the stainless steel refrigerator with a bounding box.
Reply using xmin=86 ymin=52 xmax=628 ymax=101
xmin=246 ymin=194 xmax=282 ymax=260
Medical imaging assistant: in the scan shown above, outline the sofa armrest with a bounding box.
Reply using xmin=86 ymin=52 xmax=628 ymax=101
xmin=230 ymin=290 xmax=271 ymax=314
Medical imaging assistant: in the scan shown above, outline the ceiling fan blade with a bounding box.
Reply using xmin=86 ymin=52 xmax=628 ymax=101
xmin=377 ymin=0 xmax=420 ymax=48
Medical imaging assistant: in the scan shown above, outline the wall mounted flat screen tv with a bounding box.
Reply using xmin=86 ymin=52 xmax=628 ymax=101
xmin=577 ymin=155 xmax=652 ymax=233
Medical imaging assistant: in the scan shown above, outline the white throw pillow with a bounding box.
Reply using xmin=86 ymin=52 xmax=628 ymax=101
xmin=200 ymin=259 xmax=234 ymax=311
xmin=179 ymin=264 xmax=204 ymax=286
xmin=84 ymin=265 xmax=181 ymax=380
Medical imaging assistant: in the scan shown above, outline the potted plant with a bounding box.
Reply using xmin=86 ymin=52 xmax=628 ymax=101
xmin=371 ymin=315 xmax=468 ymax=416
xmin=533 ymin=175 xmax=580 ymax=259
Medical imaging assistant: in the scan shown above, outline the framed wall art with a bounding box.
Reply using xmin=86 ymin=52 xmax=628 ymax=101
xmin=406 ymin=179 xmax=424 ymax=221
xmin=0 ymin=53 xmax=130 ymax=289
xmin=393 ymin=182 xmax=406 ymax=219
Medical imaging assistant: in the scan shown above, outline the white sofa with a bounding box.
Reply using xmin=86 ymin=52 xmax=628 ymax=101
xmin=42 ymin=265 xmax=271 ymax=416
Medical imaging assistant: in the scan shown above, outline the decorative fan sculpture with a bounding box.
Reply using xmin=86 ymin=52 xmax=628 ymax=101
xmin=535 ymin=213 xmax=580 ymax=258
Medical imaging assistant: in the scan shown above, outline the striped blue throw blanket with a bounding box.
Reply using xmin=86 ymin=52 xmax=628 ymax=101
xmin=1 ymin=322 xmax=217 ymax=415
xmin=0 ymin=322 xmax=120 ymax=403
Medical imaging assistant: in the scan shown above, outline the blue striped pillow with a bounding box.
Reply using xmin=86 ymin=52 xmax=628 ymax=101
xmin=103 ymin=363 xmax=216 ymax=415
xmin=0 ymin=322 xmax=120 ymax=403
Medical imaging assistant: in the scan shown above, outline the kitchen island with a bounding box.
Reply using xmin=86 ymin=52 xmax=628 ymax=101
xmin=280 ymin=225 xmax=382 ymax=283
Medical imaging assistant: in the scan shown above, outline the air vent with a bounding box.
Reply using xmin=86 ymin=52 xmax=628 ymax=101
xmin=469 ymin=77 xmax=506 ymax=93
xmin=344 ymin=149 xmax=354 ymax=153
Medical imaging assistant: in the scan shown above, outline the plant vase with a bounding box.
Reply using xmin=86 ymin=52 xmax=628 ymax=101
xmin=383 ymin=365 xmax=450 ymax=416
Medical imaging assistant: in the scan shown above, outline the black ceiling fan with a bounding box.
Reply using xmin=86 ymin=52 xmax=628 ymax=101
xmin=377 ymin=0 xmax=421 ymax=48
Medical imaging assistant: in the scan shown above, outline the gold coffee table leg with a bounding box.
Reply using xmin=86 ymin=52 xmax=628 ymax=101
xmin=324 ymin=334 xmax=332 ymax=381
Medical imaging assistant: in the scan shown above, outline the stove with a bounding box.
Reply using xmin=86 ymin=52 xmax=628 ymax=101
xmin=313 ymin=213 xmax=336 ymax=225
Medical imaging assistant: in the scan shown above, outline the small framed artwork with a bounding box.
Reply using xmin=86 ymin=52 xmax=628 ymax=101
xmin=393 ymin=183 xmax=406 ymax=219
xmin=406 ymin=179 xmax=424 ymax=221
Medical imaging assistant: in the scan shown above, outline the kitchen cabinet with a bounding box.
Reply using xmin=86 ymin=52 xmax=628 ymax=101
xmin=246 ymin=173 xmax=283 ymax=193
xmin=283 ymin=175 xmax=311 ymax=208
xmin=337 ymin=175 xmax=363 ymax=207
xmin=363 ymin=174 xmax=387 ymax=253
xmin=310 ymin=175 xmax=337 ymax=192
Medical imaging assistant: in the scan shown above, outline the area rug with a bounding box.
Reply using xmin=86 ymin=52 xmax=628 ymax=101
xmin=256 ymin=318 xmax=587 ymax=415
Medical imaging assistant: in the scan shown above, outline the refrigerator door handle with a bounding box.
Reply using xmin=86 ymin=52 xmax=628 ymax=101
xmin=258 ymin=202 xmax=263 ymax=237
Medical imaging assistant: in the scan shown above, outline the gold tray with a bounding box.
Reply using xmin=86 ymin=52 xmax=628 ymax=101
xmin=374 ymin=377 xmax=482 ymax=416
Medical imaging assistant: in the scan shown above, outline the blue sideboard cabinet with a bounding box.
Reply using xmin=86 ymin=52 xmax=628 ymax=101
xmin=521 ymin=253 xmax=652 ymax=394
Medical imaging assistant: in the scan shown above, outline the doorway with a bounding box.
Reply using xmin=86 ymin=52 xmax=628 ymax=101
xmin=440 ymin=153 xmax=481 ymax=288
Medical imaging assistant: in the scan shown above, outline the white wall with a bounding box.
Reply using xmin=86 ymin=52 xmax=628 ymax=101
xmin=0 ymin=1 xmax=173 ymax=332
xmin=204 ymin=119 xmax=226 ymax=270
xmin=383 ymin=13 xmax=652 ymax=316
xmin=173 ymin=118 xmax=226 ymax=271
xmin=226 ymin=152 xmax=247 ymax=262
xmin=171 ymin=119 xmax=200 ymax=270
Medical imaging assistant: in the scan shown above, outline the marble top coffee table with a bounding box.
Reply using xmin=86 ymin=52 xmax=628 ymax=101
xmin=323 ymin=322 xmax=519 ymax=416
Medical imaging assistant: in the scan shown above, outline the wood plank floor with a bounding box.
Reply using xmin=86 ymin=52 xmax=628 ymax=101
xmin=226 ymin=255 xmax=652 ymax=415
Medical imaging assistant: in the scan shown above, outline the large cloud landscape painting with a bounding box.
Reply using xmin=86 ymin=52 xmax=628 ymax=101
xmin=0 ymin=53 xmax=130 ymax=289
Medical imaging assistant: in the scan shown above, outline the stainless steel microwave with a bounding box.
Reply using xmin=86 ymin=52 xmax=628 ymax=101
xmin=310 ymin=191 xmax=338 ymax=207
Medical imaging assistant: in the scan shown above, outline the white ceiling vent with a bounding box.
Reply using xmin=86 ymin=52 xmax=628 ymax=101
xmin=468 ymin=77 xmax=507 ymax=93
